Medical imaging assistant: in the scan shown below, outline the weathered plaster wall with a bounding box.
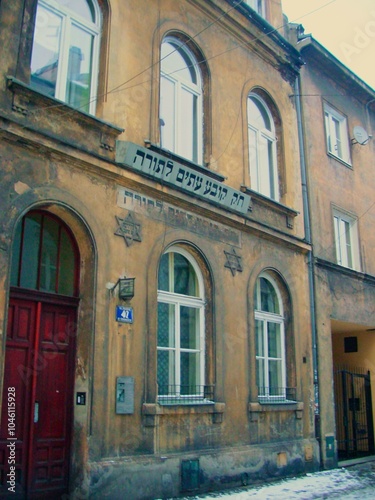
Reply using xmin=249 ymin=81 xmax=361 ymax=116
xmin=0 ymin=0 xmax=319 ymax=497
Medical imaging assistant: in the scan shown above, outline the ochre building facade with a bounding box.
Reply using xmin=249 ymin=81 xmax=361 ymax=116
xmin=0 ymin=1 xmax=342 ymax=498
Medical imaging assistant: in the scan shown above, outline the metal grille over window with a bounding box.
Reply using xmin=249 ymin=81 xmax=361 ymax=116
xmin=255 ymin=274 xmax=295 ymax=403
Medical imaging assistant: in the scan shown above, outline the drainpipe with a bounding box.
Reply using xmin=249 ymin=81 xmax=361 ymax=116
xmin=294 ymin=75 xmax=323 ymax=467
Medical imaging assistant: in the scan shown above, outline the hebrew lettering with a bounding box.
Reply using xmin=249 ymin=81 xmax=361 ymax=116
xmin=165 ymin=160 xmax=173 ymax=177
xmin=133 ymin=149 xmax=145 ymax=167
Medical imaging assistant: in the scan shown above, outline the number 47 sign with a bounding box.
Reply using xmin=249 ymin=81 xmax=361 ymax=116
xmin=116 ymin=305 xmax=134 ymax=324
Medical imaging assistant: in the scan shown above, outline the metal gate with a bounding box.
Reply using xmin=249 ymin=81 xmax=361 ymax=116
xmin=334 ymin=367 xmax=375 ymax=460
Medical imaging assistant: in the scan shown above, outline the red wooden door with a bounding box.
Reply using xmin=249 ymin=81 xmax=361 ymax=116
xmin=0 ymin=297 xmax=76 ymax=499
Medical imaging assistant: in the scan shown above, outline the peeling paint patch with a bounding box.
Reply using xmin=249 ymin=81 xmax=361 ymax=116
xmin=14 ymin=181 xmax=30 ymax=194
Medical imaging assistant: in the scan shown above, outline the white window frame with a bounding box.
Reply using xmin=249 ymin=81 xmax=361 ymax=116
xmin=254 ymin=274 xmax=288 ymax=402
xmin=160 ymin=37 xmax=203 ymax=165
xmin=31 ymin=0 xmax=101 ymax=115
xmin=333 ymin=209 xmax=361 ymax=271
xmin=248 ymin=93 xmax=279 ymax=201
xmin=245 ymin=0 xmax=266 ymax=17
xmin=157 ymin=247 xmax=206 ymax=403
xmin=324 ymin=103 xmax=351 ymax=165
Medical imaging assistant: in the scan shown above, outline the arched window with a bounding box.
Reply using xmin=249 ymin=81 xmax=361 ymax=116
xmin=248 ymin=93 xmax=279 ymax=201
xmin=254 ymin=273 xmax=288 ymax=401
xmin=160 ymin=37 xmax=203 ymax=164
xmin=157 ymin=247 xmax=206 ymax=402
xmin=10 ymin=211 xmax=79 ymax=296
xmin=30 ymin=0 xmax=101 ymax=114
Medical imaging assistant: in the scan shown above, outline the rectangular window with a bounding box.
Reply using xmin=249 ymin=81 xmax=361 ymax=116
xmin=324 ymin=103 xmax=351 ymax=164
xmin=333 ymin=210 xmax=360 ymax=270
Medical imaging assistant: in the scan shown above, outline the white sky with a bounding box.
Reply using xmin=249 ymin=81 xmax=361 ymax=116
xmin=281 ymin=0 xmax=375 ymax=89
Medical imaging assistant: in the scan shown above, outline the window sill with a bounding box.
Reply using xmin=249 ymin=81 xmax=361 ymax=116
xmin=315 ymin=258 xmax=371 ymax=283
xmin=6 ymin=76 xmax=124 ymax=159
xmin=257 ymin=398 xmax=298 ymax=405
xmin=157 ymin=398 xmax=215 ymax=406
xmin=142 ymin=402 xmax=225 ymax=426
xmin=240 ymin=185 xmax=299 ymax=230
xmin=248 ymin=401 xmax=304 ymax=421
xmin=327 ymin=151 xmax=352 ymax=169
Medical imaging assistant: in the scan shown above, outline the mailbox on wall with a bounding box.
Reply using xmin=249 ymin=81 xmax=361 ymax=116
xmin=116 ymin=376 xmax=134 ymax=414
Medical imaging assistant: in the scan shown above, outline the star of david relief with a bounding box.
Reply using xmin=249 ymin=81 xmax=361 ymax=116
xmin=114 ymin=212 xmax=142 ymax=247
xmin=224 ymin=248 xmax=243 ymax=276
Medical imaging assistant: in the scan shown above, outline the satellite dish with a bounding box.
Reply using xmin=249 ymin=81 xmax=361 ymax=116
xmin=352 ymin=125 xmax=369 ymax=145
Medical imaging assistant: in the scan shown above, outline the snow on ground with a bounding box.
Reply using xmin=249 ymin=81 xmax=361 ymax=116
xmin=180 ymin=463 xmax=375 ymax=499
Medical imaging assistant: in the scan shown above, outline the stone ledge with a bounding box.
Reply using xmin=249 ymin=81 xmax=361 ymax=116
xmin=6 ymin=76 xmax=123 ymax=159
xmin=240 ymin=185 xmax=299 ymax=229
xmin=142 ymin=402 xmax=226 ymax=426
xmin=248 ymin=401 xmax=304 ymax=421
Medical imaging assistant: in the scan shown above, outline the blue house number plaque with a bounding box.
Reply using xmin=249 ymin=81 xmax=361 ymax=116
xmin=116 ymin=305 xmax=134 ymax=324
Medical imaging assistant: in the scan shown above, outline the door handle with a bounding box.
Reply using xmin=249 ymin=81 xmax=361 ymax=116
xmin=34 ymin=402 xmax=39 ymax=423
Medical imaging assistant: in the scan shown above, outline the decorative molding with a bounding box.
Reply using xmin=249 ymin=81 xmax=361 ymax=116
xmin=224 ymin=248 xmax=243 ymax=276
xmin=114 ymin=213 xmax=142 ymax=247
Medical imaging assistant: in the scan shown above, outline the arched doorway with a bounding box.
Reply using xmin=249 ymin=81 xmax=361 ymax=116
xmin=0 ymin=210 xmax=80 ymax=498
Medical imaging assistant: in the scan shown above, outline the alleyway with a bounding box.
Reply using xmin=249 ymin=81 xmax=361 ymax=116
xmin=180 ymin=459 xmax=375 ymax=499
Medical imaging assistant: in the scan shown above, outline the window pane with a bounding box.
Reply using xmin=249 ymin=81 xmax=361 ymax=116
xmin=31 ymin=5 xmax=63 ymax=97
xmin=157 ymin=302 xmax=175 ymax=348
xmin=333 ymin=117 xmax=342 ymax=158
xmin=58 ymin=228 xmax=75 ymax=295
xmin=248 ymin=97 xmax=269 ymax=129
xmin=258 ymin=134 xmax=271 ymax=197
xmin=66 ymin=25 xmax=94 ymax=112
xmin=19 ymin=214 xmax=42 ymax=289
xmin=333 ymin=216 xmax=341 ymax=264
xmin=180 ymin=306 xmax=199 ymax=349
xmin=56 ymin=0 xmax=95 ymax=22
xmin=255 ymin=319 xmax=264 ymax=357
xmin=157 ymin=350 xmax=175 ymax=392
xmin=268 ymin=360 xmax=282 ymax=393
xmin=158 ymin=253 xmax=170 ymax=291
xmin=248 ymin=127 xmax=259 ymax=189
xmin=267 ymin=139 xmax=275 ymax=199
xmin=161 ymin=42 xmax=195 ymax=83
xmin=260 ymin=278 xmax=279 ymax=313
xmin=160 ymin=76 xmax=176 ymax=152
xmin=344 ymin=220 xmax=353 ymax=268
xmin=324 ymin=112 xmax=332 ymax=153
xmin=174 ymin=253 xmax=198 ymax=296
xmin=267 ymin=322 xmax=281 ymax=358
xmin=192 ymin=93 xmax=198 ymax=163
xmin=256 ymin=358 xmax=265 ymax=391
xmin=180 ymin=351 xmax=199 ymax=389
xmin=179 ymin=88 xmax=195 ymax=162
xmin=40 ymin=216 xmax=59 ymax=293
